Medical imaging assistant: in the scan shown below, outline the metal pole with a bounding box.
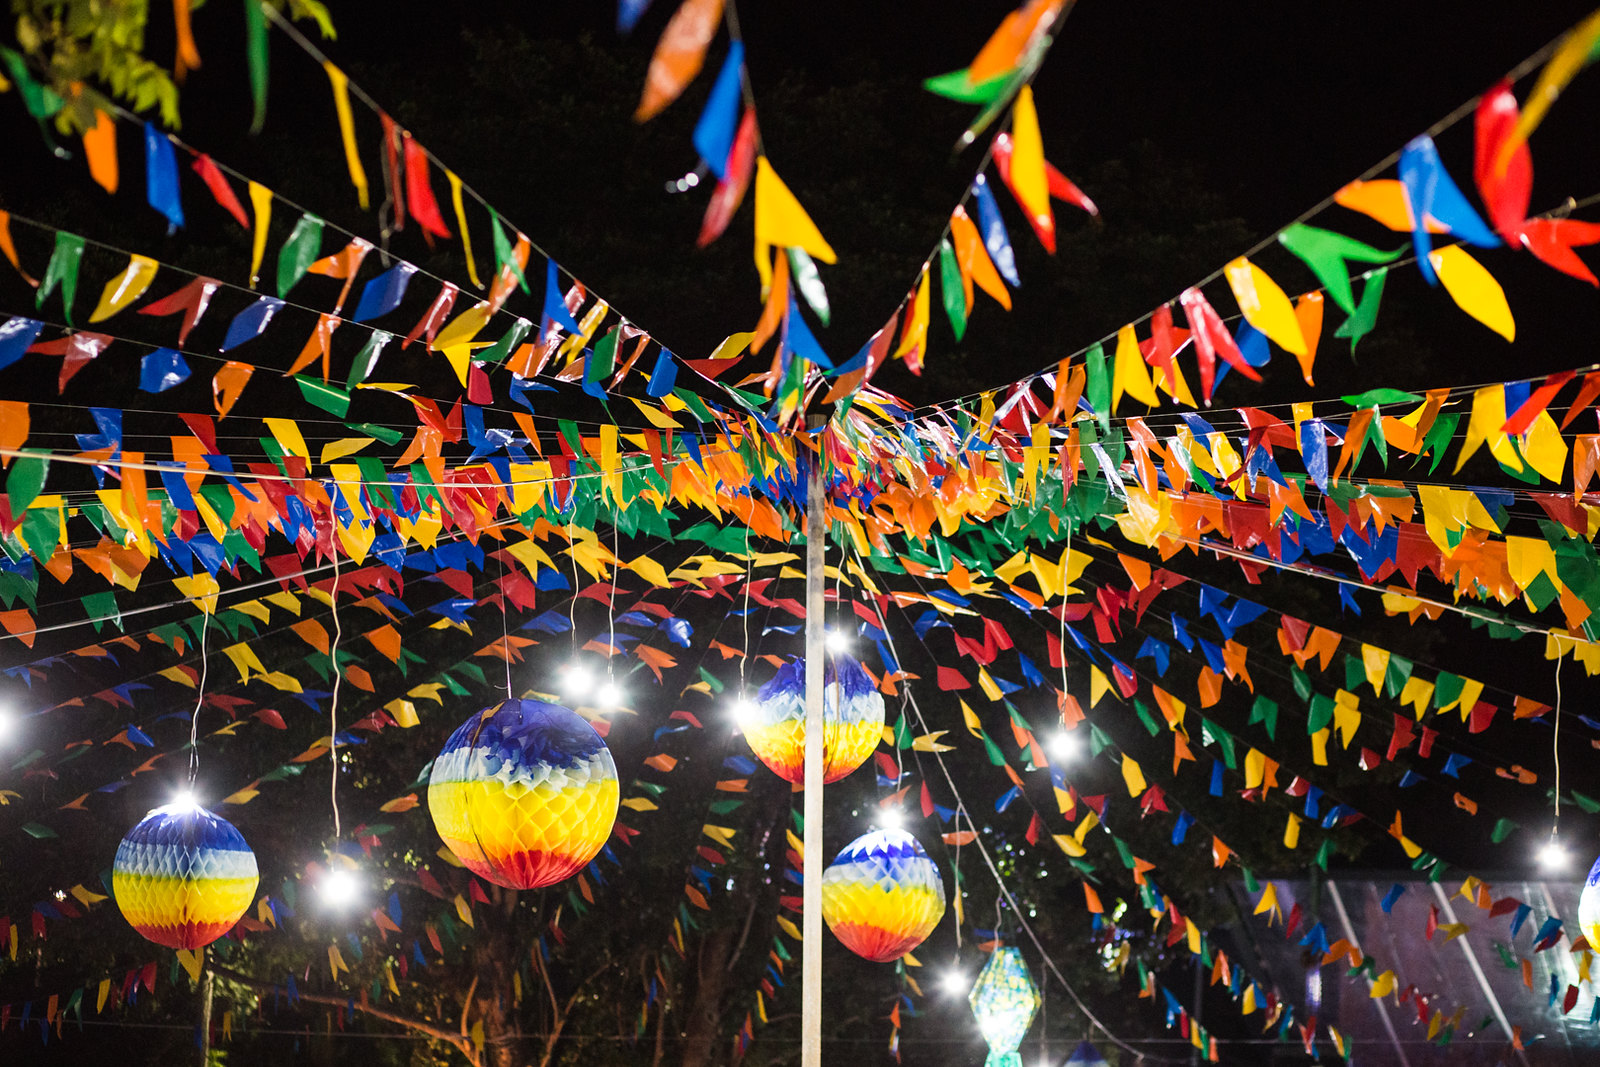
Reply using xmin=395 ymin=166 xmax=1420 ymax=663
xmin=802 ymin=419 xmax=826 ymax=1067
xmin=1326 ymin=880 xmax=1411 ymax=1067
xmin=1429 ymin=881 xmax=1531 ymax=1067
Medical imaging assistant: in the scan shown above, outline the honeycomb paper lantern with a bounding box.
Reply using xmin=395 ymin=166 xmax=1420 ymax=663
xmin=112 ymin=802 xmax=259 ymax=949
xmin=968 ymin=946 xmax=1041 ymax=1067
xmin=428 ymin=698 xmax=619 ymax=889
xmin=746 ymin=654 xmax=884 ymax=784
xmin=820 ymin=828 xmax=946 ymax=962
xmin=1580 ymin=852 xmax=1600 ymax=950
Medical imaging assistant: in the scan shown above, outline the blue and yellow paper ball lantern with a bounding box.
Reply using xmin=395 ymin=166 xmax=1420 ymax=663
xmin=112 ymin=802 xmax=259 ymax=949
xmin=969 ymin=946 xmax=1041 ymax=1067
xmin=1580 ymin=852 xmax=1600 ymax=950
xmin=746 ymin=654 xmax=884 ymax=784
xmin=821 ymin=828 xmax=946 ymax=962
xmin=428 ymin=698 xmax=619 ymax=890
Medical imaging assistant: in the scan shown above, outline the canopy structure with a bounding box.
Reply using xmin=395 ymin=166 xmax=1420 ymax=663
xmin=3 ymin=2 xmax=1600 ymax=1065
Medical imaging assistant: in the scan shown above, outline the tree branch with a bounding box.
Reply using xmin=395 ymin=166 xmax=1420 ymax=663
xmin=210 ymin=963 xmax=477 ymax=1063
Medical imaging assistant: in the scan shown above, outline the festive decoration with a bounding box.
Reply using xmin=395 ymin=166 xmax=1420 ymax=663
xmin=819 ymin=828 xmax=946 ymax=962
xmin=427 ymin=698 xmax=619 ymax=889
xmin=1580 ymin=852 xmax=1600 ymax=951
xmin=745 ymin=653 xmax=884 ymax=784
xmin=111 ymin=801 xmax=259 ymax=949
xmin=968 ymin=946 xmax=1041 ymax=1067
xmin=1065 ymin=1041 xmax=1109 ymax=1067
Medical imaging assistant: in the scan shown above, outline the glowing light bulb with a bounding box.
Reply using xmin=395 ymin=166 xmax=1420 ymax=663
xmin=825 ymin=629 xmax=850 ymax=654
xmin=319 ymin=867 xmax=362 ymax=910
xmin=0 ymin=707 xmax=14 ymax=742
xmin=941 ymin=968 xmax=968 ymax=995
xmin=562 ymin=663 xmax=594 ymax=700
xmin=596 ymin=681 xmax=622 ymax=709
xmin=730 ymin=697 xmax=755 ymax=727
xmin=169 ymin=789 xmax=201 ymax=813
xmin=1047 ymin=731 xmax=1082 ymax=762
xmin=877 ymin=807 xmax=905 ymax=830
xmin=1538 ymin=834 xmax=1569 ymax=872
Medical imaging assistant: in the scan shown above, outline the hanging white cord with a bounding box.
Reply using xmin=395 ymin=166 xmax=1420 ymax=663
xmin=1552 ymin=651 xmax=1565 ymax=833
xmin=608 ymin=521 xmax=619 ymax=691
xmin=328 ymin=549 xmax=344 ymax=840
xmin=186 ymin=606 xmax=212 ymax=789
xmin=499 ymin=548 xmax=514 ymax=701
xmin=741 ymin=524 xmax=751 ymax=696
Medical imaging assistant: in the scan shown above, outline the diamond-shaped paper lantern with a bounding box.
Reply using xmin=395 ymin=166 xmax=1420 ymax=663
xmin=821 ymin=828 xmax=945 ymax=962
xmin=112 ymin=803 xmax=259 ymax=949
xmin=1580 ymin=852 xmax=1600 ymax=950
xmin=746 ymin=653 xmax=884 ymax=784
xmin=969 ymin=946 xmax=1040 ymax=1067
xmin=428 ymin=698 xmax=619 ymax=889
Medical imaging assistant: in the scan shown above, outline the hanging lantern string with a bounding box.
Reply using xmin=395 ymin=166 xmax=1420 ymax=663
xmin=740 ymin=524 xmax=751 ymax=696
xmin=568 ymin=520 xmax=581 ymax=657
xmin=186 ymin=604 xmax=211 ymax=789
xmin=608 ymin=521 xmax=619 ymax=692
xmin=854 ymin=546 xmax=1170 ymax=1064
xmin=1552 ymin=650 xmax=1565 ymax=835
xmin=328 ymin=547 xmax=344 ymax=841
xmin=499 ymin=547 xmax=514 ymax=700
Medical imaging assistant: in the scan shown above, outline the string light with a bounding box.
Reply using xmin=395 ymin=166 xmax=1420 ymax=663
xmin=877 ymin=807 xmax=905 ymax=830
xmin=168 ymin=789 xmax=201 ymax=813
xmin=1046 ymin=731 xmax=1082 ymax=762
xmin=825 ymin=629 xmax=849 ymax=654
xmin=318 ymin=866 xmax=363 ymax=911
xmin=941 ymin=968 xmax=969 ymax=995
xmin=562 ymin=663 xmax=595 ymax=700
xmin=0 ymin=705 xmax=14 ymax=743
xmin=1538 ymin=831 xmax=1569 ymax=872
xmin=595 ymin=681 xmax=623 ymax=709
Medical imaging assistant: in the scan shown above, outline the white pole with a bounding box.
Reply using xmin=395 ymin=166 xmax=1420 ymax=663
xmin=802 ymin=420 xmax=826 ymax=1067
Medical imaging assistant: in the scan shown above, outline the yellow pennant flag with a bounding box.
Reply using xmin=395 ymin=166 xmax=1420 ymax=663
xmin=1224 ymin=257 xmax=1307 ymax=356
xmin=1498 ymin=8 xmax=1600 ymax=172
xmin=323 ymin=63 xmax=369 ymax=210
xmin=1120 ymin=754 xmax=1146 ymax=797
xmin=89 ymin=255 xmax=159 ymax=323
xmin=247 ymin=182 xmax=272 ymax=288
xmin=754 ymin=156 xmax=836 ymax=270
xmin=1008 ymin=86 xmax=1050 ymax=225
xmin=893 ymin=266 xmax=931 ymax=367
xmin=1429 ymin=246 xmax=1514 ymax=341
xmin=446 ymin=170 xmax=483 ymax=289
xmin=1111 ymin=323 xmax=1157 ymax=410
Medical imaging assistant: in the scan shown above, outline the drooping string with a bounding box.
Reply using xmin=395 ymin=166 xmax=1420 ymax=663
xmin=186 ymin=605 xmax=212 ymax=789
xmin=328 ymin=547 xmax=344 ymax=840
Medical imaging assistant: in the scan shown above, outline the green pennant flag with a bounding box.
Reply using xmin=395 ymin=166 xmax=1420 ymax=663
xmin=1084 ymin=342 xmax=1110 ymax=432
xmin=1333 ymin=267 xmax=1387 ymax=353
xmin=1248 ymin=696 xmax=1279 ymax=741
xmin=938 ymin=238 xmax=967 ymax=343
xmin=788 ymin=248 xmax=830 ymax=327
xmin=37 ymin=231 xmax=85 ymax=325
xmin=491 ymin=210 xmax=528 ymax=292
xmin=1277 ymin=224 xmax=1402 ymax=315
xmin=277 ymin=214 xmax=325 ymax=297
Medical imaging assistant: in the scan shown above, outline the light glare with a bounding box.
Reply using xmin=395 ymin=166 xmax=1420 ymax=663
xmin=877 ymin=807 xmax=905 ymax=830
xmin=1538 ymin=835 xmax=1569 ymax=872
xmin=825 ymin=629 xmax=850 ymax=654
xmin=1047 ymin=731 xmax=1082 ymax=762
xmin=595 ymin=681 xmax=622 ymax=709
xmin=941 ymin=969 xmax=968 ymax=995
xmin=319 ymin=867 xmax=362 ymax=910
xmin=562 ymin=663 xmax=594 ymax=700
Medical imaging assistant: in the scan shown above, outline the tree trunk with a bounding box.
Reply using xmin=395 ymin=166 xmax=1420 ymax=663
xmin=680 ymin=926 xmax=734 ymax=1067
xmin=476 ymin=888 xmax=530 ymax=1067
